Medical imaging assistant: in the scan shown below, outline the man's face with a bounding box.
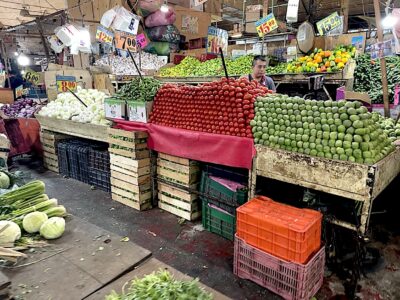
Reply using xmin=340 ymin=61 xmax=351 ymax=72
xmin=253 ymin=60 xmax=267 ymax=78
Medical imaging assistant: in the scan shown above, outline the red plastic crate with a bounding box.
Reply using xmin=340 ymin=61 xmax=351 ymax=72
xmin=234 ymin=235 xmax=325 ymax=300
xmin=236 ymin=196 xmax=322 ymax=264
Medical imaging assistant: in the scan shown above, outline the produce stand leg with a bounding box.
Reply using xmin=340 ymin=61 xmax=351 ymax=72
xmin=249 ymin=158 xmax=256 ymax=199
xmin=360 ymin=198 xmax=373 ymax=235
xmin=322 ymin=85 xmax=333 ymax=100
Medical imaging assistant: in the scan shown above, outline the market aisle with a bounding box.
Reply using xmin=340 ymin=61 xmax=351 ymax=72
xmin=18 ymin=161 xmax=278 ymax=300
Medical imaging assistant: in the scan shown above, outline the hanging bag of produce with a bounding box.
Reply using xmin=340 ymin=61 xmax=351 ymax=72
xmin=145 ymin=7 xmax=176 ymax=28
xmin=146 ymin=25 xmax=181 ymax=44
xmin=138 ymin=0 xmax=163 ymax=17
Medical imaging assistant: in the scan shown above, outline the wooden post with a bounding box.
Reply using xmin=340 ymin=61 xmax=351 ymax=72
xmin=263 ymin=0 xmax=269 ymax=16
xmin=341 ymin=0 xmax=349 ymax=33
xmin=373 ymin=0 xmax=390 ymax=117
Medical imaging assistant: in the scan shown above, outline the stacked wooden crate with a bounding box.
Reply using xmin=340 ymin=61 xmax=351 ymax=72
xmin=108 ymin=128 xmax=152 ymax=211
xmin=157 ymin=153 xmax=201 ymax=221
xmin=39 ymin=130 xmax=70 ymax=173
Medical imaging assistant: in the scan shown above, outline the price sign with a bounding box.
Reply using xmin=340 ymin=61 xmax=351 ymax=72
xmin=255 ymin=13 xmax=278 ymax=37
xmin=24 ymin=69 xmax=40 ymax=85
xmin=136 ymin=33 xmax=148 ymax=49
xmin=56 ymin=75 xmax=77 ymax=93
xmin=316 ymin=12 xmax=342 ymax=36
xmin=207 ymin=26 xmax=228 ymax=54
xmin=96 ymin=26 xmax=114 ymax=45
xmin=15 ymin=85 xmax=25 ymax=99
xmin=114 ymin=31 xmax=137 ymax=52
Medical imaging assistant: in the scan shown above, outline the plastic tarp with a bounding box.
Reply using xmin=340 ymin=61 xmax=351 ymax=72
xmin=114 ymin=120 xmax=255 ymax=169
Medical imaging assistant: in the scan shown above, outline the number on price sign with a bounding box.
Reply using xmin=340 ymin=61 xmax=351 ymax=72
xmin=24 ymin=71 xmax=40 ymax=85
xmin=56 ymin=75 xmax=77 ymax=93
xmin=114 ymin=31 xmax=137 ymax=52
xmin=316 ymin=12 xmax=342 ymax=36
xmin=255 ymin=13 xmax=278 ymax=37
xmin=96 ymin=26 xmax=114 ymax=45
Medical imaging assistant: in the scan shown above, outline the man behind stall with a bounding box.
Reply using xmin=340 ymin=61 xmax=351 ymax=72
xmin=245 ymin=55 xmax=276 ymax=92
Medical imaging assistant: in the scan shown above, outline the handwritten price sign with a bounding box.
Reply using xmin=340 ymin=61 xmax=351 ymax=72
xmin=114 ymin=31 xmax=137 ymax=52
xmin=56 ymin=75 xmax=77 ymax=93
xmin=136 ymin=33 xmax=148 ymax=49
xmin=96 ymin=26 xmax=114 ymax=45
xmin=255 ymin=13 xmax=278 ymax=37
xmin=24 ymin=70 xmax=40 ymax=85
xmin=316 ymin=12 xmax=342 ymax=36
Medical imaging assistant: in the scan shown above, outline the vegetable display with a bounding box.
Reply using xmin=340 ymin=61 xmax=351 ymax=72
xmin=150 ymin=78 xmax=271 ymax=137
xmin=40 ymin=217 xmax=65 ymax=240
xmin=0 ymin=221 xmax=21 ymax=244
xmin=251 ymin=94 xmax=396 ymax=164
xmin=106 ymin=269 xmax=213 ymax=300
xmin=0 ymin=180 xmax=68 ymax=245
xmin=94 ymin=53 xmax=167 ymax=75
xmin=114 ymin=77 xmax=161 ymax=102
xmin=286 ymin=46 xmax=356 ymax=73
xmin=38 ymin=87 xmax=112 ymax=126
xmin=159 ymin=55 xmax=253 ymax=77
xmin=0 ymin=98 xmax=45 ymax=118
xmin=354 ymin=54 xmax=400 ymax=104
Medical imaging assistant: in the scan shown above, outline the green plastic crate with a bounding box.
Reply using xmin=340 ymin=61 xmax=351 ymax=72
xmin=200 ymin=172 xmax=248 ymax=208
xmin=202 ymin=200 xmax=236 ymax=241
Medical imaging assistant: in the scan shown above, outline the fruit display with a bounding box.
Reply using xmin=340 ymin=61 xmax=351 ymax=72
xmin=286 ymin=46 xmax=356 ymax=73
xmin=354 ymin=54 xmax=400 ymax=104
xmin=150 ymin=78 xmax=271 ymax=137
xmin=371 ymin=112 xmax=400 ymax=142
xmin=251 ymin=94 xmax=396 ymax=164
xmin=266 ymin=63 xmax=287 ymax=75
xmin=159 ymin=55 xmax=253 ymax=77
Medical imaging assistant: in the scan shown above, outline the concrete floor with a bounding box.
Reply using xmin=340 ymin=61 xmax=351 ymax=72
xmin=14 ymin=160 xmax=400 ymax=300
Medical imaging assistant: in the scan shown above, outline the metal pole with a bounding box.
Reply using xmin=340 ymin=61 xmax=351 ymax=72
xmin=1 ymin=41 xmax=11 ymax=88
xmin=373 ymin=0 xmax=390 ymax=117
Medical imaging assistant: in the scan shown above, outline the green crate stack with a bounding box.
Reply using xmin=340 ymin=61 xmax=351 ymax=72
xmin=202 ymin=199 xmax=236 ymax=241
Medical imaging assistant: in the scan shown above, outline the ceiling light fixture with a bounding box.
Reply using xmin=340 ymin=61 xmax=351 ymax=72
xmin=382 ymin=14 xmax=398 ymax=29
xmin=17 ymin=54 xmax=30 ymax=66
xmin=14 ymin=52 xmax=19 ymax=56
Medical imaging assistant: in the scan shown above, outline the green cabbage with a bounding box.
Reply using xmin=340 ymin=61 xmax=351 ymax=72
xmin=23 ymin=212 xmax=48 ymax=233
xmin=0 ymin=221 xmax=21 ymax=244
xmin=40 ymin=217 xmax=65 ymax=240
xmin=0 ymin=172 xmax=10 ymax=189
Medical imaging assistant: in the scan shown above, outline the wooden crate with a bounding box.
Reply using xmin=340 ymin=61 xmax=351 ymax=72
xmin=108 ymin=128 xmax=150 ymax=160
xmin=157 ymin=153 xmax=200 ymax=188
xmin=158 ymin=182 xmax=201 ymax=221
xmin=40 ymin=130 xmax=71 ymax=173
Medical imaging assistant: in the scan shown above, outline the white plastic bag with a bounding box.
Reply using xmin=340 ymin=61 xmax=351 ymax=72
xmin=101 ymin=8 xmax=117 ymax=28
xmin=47 ymin=35 xmax=64 ymax=53
xmin=111 ymin=6 xmax=140 ymax=35
xmin=54 ymin=24 xmax=80 ymax=46
xmin=286 ymin=0 xmax=300 ymax=23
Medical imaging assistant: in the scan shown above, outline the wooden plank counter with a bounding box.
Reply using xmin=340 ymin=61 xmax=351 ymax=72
xmin=36 ymin=115 xmax=110 ymax=143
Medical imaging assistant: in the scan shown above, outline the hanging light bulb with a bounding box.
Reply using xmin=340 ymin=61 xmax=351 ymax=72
xmin=382 ymin=14 xmax=398 ymax=29
xmin=14 ymin=52 xmax=19 ymax=56
xmin=160 ymin=0 xmax=169 ymax=13
xmin=17 ymin=54 xmax=30 ymax=66
xmin=20 ymin=70 xmax=25 ymax=75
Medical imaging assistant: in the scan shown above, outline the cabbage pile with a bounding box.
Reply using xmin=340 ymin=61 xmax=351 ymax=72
xmin=38 ymin=87 xmax=111 ymax=126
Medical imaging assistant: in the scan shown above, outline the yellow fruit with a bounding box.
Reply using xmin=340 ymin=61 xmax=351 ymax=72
xmin=338 ymin=62 xmax=345 ymax=69
xmin=342 ymin=57 xmax=348 ymax=64
xmin=316 ymin=68 xmax=321 ymax=73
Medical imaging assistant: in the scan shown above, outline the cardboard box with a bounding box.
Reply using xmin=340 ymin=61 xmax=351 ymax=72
xmin=0 ymin=89 xmax=14 ymax=104
xmin=128 ymin=101 xmax=153 ymax=123
xmin=104 ymin=98 xmax=126 ymax=120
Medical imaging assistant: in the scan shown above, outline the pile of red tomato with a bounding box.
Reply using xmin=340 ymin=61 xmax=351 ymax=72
xmin=149 ymin=78 xmax=271 ymax=138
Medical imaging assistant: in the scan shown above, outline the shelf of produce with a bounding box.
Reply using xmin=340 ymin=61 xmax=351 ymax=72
xmin=36 ymin=115 xmax=110 ymax=143
xmin=250 ymin=145 xmax=400 ymax=234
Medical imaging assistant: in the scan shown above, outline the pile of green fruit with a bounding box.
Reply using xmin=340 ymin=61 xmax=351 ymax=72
xmin=159 ymin=55 xmax=253 ymax=77
xmin=266 ymin=63 xmax=287 ymax=75
xmin=115 ymin=77 xmax=161 ymax=102
xmin=251 ymin=94 xmax=396 ymax=164
xmin=354 ymin=54 xmax=400 ymax=104
xmin=371 ymin=112 xmax=400 ymax=142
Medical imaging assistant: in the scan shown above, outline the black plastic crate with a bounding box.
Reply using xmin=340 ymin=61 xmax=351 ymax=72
xmin=89 ymin=146 xmax=110 ymax=172
xmin=67 ymin=142 xmax=90 ymax=183
xmin=203 ymin=164 xmax=248 ymax=185
xmin=57 ymin=142 xmax=69 ymax=177
xmin=89 ymin=168 xmax=111 ymax=192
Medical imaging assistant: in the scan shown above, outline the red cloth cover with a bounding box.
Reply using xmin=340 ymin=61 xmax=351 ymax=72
xmin=114 ymin=120 xmax=255 ymax=169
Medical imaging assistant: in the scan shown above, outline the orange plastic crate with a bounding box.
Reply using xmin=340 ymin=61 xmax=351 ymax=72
xmin=236 ymin=196 xmax=322 ymax=264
